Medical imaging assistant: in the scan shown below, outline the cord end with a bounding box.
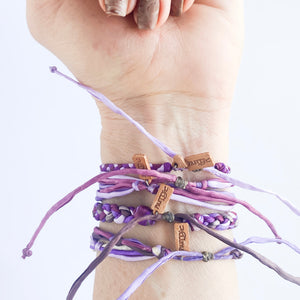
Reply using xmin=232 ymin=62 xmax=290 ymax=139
xmin=49 ymin=66 xmax=57 ymax=73
xmin=22 ymin=247 xmax=33 ymax=259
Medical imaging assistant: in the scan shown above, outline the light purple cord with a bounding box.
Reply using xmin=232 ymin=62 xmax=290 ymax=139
xmin=205 ymin=167 xmax=300 ymax=216
xmin=117 ymin=236 xmax=300 ymax=299
xmin=50 ymin=66 xmax=176 ymax=158
xmin=117 ymin=250 xmax=209 ymax=300
xmin=22 ymin=168 xmax=173 ymax=258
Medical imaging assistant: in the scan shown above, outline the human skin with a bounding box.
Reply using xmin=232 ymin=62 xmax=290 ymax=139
xmin=26 ymin=0 xmax=244 ymax=299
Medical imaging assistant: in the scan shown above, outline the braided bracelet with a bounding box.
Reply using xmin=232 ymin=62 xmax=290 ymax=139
xmin=100 ymin=161 xmax=231 ymax=174
xmin=92 ymin=202 xmax=238 ymax=230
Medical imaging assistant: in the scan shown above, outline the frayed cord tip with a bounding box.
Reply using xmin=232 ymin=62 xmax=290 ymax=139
xmin=49 ymin=66 xmax=57 ymax=73
xmin=22 ymin=248 xmax=32 ymax=259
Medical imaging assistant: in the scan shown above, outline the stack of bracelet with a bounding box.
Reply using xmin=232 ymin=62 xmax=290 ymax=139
xmin=22 ymin=67 xmax=300 ymax=300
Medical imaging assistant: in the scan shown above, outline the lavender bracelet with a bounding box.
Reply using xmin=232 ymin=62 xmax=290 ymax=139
xmin=90 ymin=227 xmax=242 ymax=262
xmin=67 ymin=213 xmax=300 ymax=300
xmin=92 ymin=203 xmax=238 ymax=230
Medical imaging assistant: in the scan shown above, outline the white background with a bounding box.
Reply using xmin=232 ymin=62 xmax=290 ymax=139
xmin=1 ymin=1 xmax=300 ymax=299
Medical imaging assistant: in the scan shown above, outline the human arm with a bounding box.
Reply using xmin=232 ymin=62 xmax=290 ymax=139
xmin=26 ymin=0 xmax=244 ymax=298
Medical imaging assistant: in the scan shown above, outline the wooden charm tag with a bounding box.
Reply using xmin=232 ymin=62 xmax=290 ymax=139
xmin=185 ymin=152 xmax=214 ymax=171
xmin=151 ymin=184 xmax=174 ymax=214
xmin=172 ymin=154 xmax=188 ymax=169
xmin=174 ymin=223 xmax=190 ymax=251
xmin=132 ymin=154 xmax=152 ymax=184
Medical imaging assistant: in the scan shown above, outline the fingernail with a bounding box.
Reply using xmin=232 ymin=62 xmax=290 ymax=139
xmin=170 ymin=0 xmax=184 ymax=17
xmin=105 ymin=0 xmax=128 ymax=17
xmin=137 ymin=0 xmax=160 ymax=30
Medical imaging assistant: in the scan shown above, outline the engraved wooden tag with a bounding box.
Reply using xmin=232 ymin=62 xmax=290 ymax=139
xmin=172 ymin=154 xmax=188 ymax=168
xmin=174 ymin=223 xmax=190 ymax=251
xmin=151 ymin=184 xmax=174 ymax=214
xmin=185 ymin=152 xmax=214 ymax=171
xmin=132 ymin=154 xmax=152 ymax=184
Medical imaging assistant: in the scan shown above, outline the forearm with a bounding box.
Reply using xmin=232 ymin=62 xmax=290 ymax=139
xmin=93 ymin=93 xmax=239 ymax=299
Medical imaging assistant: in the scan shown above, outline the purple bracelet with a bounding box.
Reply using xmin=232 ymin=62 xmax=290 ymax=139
xmin=92 ymin=202 xmax=238 ymax=230
xmin=90 ymin=227 xmax=242 ymax=262
xmin=67 ymin=213 xmax=300 ymax=300
xmin=100 ymin=161 xmax=231 ymax=174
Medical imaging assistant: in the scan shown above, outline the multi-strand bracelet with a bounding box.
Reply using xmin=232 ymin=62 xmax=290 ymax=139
xmin=22 ymin=67 xmax=300 ymax=300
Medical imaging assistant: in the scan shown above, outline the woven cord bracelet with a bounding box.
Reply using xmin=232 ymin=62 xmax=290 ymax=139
xmin=66 ymin=213 xmax=300 ymax=300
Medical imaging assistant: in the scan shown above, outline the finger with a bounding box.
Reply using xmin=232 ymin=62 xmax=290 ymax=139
xmin=98 ymin=0 xmax=137 ymax=16
xmin=133 ymin=0 xmax=171 ymax=30
xmin=170 ymin=0 xmax=194 ymax=16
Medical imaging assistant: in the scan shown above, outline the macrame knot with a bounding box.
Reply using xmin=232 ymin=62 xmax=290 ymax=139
xmin=22 ymin=247 xmax=32 ymax=259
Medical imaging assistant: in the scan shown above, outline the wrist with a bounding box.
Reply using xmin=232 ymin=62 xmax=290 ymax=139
xmin=97 ymin=93 xmax=231 ymax=164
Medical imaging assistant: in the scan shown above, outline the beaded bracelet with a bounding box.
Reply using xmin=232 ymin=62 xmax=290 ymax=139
xmin=92 ymin=202 xmax=238 ymax=230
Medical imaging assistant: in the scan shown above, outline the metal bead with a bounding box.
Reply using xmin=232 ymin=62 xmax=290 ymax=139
xmin=175 ymin=176 xmax=187 ymax=189
xmin=162 ymin=211 xmax=175 ymax=223
xmin=202 ymin=251 xmax=214 ymax=262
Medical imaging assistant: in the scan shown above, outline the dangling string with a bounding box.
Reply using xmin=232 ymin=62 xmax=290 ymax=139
xmin=117 ymin=234 xmax=300 ymax=300
xmin=49 ymin=66 xmax=176 ymax=158
xmin=22 ymin=168 xmax=173 ymax=258
xmin=205 ymin=167 xmax=300 ymax=216
xmin=66 ymin=214 xmax=163 ymax=300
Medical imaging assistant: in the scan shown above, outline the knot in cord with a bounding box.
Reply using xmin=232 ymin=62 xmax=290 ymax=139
xmin=132 ymin=181 xmax=140 ymax=191
xmin=22 ymin=248 xmax=33 ymax=259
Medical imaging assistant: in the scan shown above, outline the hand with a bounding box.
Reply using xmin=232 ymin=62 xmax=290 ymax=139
xmin=27 ymin=0 xmax=244 ymax=110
